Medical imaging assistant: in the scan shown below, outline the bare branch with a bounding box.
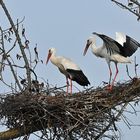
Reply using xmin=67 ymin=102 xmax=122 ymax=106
xmin=0 ymin=125 xmax=46 ymax=140
xmin=0 ymin=27 xmax=22 ymax=90
xmin=134 ymin=56 xmax=138 ymax=77
xmin=111 ymin=0 xmax=140 ymax=20
xmin=130 ymin=0 xmax=140 ymax=7
xmin=0 ymin=0 xmax=31 ymax=89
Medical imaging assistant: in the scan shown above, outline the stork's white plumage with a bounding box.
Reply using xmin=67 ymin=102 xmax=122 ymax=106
xmin=46 ymin=48 xmax=90 ymax=94
xmin=83 ymin=32 xmax=140 ymax=90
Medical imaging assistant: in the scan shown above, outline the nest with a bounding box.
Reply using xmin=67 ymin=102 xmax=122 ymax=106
xmin=0 ymin=78 xmax=140 ymax=140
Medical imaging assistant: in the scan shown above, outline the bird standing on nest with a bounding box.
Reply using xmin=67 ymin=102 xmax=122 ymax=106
xmin=83 ymin=32 xmax=140 ymax=90
xmin=46 ymin=48 xmax=90 ymax=94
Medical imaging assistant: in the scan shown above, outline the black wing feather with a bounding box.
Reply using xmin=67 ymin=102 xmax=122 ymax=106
xmin=122 ymin=35 xmax=140 ymax=57
xmin=66 ymin=69 xmax=90 ymax=86
xmin=93 ymin=32 xmax=140 ymax=57
xmin=93 ymin=32 xmax=123 ymax=55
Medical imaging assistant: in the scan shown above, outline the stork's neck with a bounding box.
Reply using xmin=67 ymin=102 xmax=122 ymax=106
xmin=90 ymin=42 xmax=99 ymax=54
xmin=50 ymin=52 xmax=58 ymax=66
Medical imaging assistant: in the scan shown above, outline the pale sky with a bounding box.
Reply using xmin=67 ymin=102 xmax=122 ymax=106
xmin=0 ymin=0 xmax=140 ymax=139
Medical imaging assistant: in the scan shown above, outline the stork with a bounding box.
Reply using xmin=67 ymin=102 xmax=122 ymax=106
xmin=46 ymin=48 xmax=90 ymax=94
xmin=83 ymin=32 xmax=140 ymax=90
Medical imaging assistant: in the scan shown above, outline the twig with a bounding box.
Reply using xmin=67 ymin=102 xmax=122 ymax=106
xmin=1 ymin=78 xmax=17 ymax=91
xmin=94 ymin=103 xmax=128 ymax=140
xmin=6 ymin=38 xmax=17 ymax=55
xmin=0 ymin=0 xmax=31 ymax=89
xmin=134 ymin=56 xmax=138 ymax=77
xmin=130 ymin=0 xmax=140 ymax=7
xmin=126 ymin=65 xmax=133 ymax=80
xmin=6 ymin=58 xmax=22 ymax=91
xmin=0 ymin=62 xmax=25 ymax=69
xmin=0 ymin=26 xmax=22 ymax=91
xmin=121 ymin=114 xmax=131 ymax=129
xmin=111 ymin=0 xmax=140 ymax=20
xmin=1 ymin=16 xmax=25 ymax=34
xmin=30 ymin=68 xmax=37 ymax=81
xmin=128 ymin=102 xmax=137 ymax=115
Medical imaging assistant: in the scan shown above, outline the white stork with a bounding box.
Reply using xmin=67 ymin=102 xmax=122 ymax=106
xmin=83 ymin=32 xmax=140 ymax=90
xmin=46 ymin=48 xmax=90 ymax=94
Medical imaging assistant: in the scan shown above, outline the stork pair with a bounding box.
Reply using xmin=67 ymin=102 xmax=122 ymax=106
xmin=46 ymin=32 xmax=140 ymax=94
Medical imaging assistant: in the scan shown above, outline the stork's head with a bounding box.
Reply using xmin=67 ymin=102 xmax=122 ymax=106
xmin=46 ymin=48 xmax=56 ymax=64
xmin=83 ymin=36 xmax=96 ymax=56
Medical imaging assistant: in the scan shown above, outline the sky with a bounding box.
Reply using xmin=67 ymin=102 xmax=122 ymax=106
xmin=0 ymin=0 xmax=140 ymax=140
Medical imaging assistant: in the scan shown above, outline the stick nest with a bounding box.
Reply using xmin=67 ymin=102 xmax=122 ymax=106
xmin=0 ymin=78 xmax=140 ymax=140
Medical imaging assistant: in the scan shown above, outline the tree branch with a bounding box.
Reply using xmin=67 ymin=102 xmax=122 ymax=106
xmin=111 ymin=0 xmax=140 ymax=20
xmin=130 ymin=0 xmax=140 ymax=7
xmin=0 ymin=125 xmax=47 ymax=140
xmin=0 ymin=27 xmax=22 ymax=91
xmin=0 ymin=0 xmax=31 ymax=89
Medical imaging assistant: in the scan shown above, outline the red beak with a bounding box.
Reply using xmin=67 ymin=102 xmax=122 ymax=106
xmin=46 ymin=52 xmax=52 ymax=64
xmin=83 ymin=40 xmax=91 ymax=56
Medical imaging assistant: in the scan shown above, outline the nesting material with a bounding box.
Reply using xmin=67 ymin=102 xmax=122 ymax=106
xmin=0 ymin=78 xmax=140 ymax=139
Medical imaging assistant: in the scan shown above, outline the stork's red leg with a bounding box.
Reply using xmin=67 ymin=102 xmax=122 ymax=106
xmin=66 ymin=77 xmax=69 ymax=95
xmin=70 ymin=79 xmax=72 ymax=94
xmin=106 ymin=62 xmax=113 ymax=91
xmin=111 ymin=63 xmax=118 ymax=88
xmin=108 ymin=64 xmax=112 ymax=86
